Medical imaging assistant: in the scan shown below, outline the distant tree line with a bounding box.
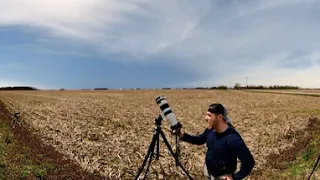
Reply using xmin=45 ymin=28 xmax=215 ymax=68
xmin=233 ymin=83 xmax=299 ymax=90
xmin=93 ymin=88 xmax=109 ymax=90
xmin=194 ymin=86 xmax=228 ymax=90
xmin=0 ymin=86 xmax=38 ymax=91
xmin=0 ymin=85 xmax=301 ymax=91
xmin=162 ymin=86 xmax=228 ymax=90
xmin=162 ymin=84 xmax=300 ymax=90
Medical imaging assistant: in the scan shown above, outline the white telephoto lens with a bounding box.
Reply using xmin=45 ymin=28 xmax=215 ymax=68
xmin=156 ymin=96 xmax=178 ymax=127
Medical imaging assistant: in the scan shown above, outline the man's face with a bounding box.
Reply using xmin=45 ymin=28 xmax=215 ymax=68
xmin=205 ymin=111 xmax=221 ymax=129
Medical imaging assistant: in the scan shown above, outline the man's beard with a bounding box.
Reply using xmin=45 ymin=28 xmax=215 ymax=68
xmin=210 ymin=122 xmax=218 ymax=130
xmin=209 ymin=121 xmax=217 ymax=129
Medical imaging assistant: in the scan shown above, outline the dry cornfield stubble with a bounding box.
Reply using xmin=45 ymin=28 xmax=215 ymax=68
xmin=0 ymin=90 xmax=319 ymax=179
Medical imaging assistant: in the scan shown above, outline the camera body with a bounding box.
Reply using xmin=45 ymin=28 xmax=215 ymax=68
xmin=155 ymin=96 xmax=182 ymax=131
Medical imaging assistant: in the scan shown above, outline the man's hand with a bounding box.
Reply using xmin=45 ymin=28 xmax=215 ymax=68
xmin=218 ymin=174 xmax=233 ymax=180
xmin=171 ymin=129 xmax=184 ymax=139
xmin=179 ymin=132 xmax=184 ymax=139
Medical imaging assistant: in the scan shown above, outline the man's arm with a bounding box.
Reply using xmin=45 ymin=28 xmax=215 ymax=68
xmin=180 ymin=128 xmax=208 ymax=145
xmin=228 ymin=135 xmax=255 ymax=180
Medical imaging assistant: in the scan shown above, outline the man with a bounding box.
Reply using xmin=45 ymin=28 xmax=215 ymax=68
xmin=179 ymin=103 xmax=255 ymax=180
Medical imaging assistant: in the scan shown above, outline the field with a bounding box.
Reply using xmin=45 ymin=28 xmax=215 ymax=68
xmin=0 ymin=90 xmax=319 ymax=179
xmin=248 ymin=89 xmax=320 ymax=97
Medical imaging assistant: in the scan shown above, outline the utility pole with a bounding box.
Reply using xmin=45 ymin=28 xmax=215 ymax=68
xmin=246 ymin=77 xmax=248 ymax=90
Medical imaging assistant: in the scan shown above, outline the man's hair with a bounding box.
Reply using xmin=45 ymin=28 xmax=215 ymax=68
xmin=208 ymin=103 xmax=225 ymax=115
xmin=208 ymin=103 xmax=235 ymax=128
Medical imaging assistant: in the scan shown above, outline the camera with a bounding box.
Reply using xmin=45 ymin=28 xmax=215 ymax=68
xmin=155 ymin=96 xmax=182 ymax=131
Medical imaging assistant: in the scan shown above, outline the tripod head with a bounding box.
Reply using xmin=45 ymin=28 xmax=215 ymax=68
xmin=155 ymin=114 xmax=163 ymax=126
xmin=154 ymin=114 xmax=182 ymax=136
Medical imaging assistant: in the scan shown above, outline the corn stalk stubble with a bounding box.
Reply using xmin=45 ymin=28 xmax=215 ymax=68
xmin=0 ymin=90 xmax=319 ymax=179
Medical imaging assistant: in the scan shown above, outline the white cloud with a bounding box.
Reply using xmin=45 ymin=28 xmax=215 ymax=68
xmin=186 ymin=59 xmax=320 ymax=89
xmin=0 ymin=79 xmax=56 ymax=90
xmin=0 ymin=0 xmax=210 ymax=55
xmin=0 ymin=80 xmax=21 ymax=87
xmin=0 ymin=78 xmax=34 ymax=87
xmin=0 ymin=79 xmax=30 ymax=87
xmin=1 ymin=0 xmax=320 ymax=88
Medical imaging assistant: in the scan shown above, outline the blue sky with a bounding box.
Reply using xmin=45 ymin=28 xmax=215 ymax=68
xmin=1 ymin=0 xmax=320 ymax=89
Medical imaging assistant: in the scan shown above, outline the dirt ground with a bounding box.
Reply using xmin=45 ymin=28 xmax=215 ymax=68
xmin=0 ymin=89 xmax=319 ymax=179
xmin=0 ymin=100 xmax=107 ymax=180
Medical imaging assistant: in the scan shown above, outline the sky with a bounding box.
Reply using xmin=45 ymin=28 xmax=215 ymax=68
xmin=1 ymin=0 xmax=320 ymax=90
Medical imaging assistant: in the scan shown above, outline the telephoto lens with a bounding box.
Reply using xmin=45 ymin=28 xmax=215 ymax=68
xmin=155 ymin=96 xmax=182 ymax=130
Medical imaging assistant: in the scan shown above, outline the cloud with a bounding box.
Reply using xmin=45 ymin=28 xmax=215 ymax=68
xmin=0 ymin=79 xmax=56 ymax=90
xmin=182 ymin=53 xmax=320 ymax=89
xmin=0 ymin=0 xmax=210 ymax=55
xmin=0 ymin=80 xmax=22 ymax=87
xmin=1 ymin=0 xmax=320 ymax=88
xmin=0 ymin=63 xmax=55 ymax=89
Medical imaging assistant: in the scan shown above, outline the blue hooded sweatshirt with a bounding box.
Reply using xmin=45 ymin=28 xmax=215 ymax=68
xmin=181 ymin=126 xmax=255 ymax=180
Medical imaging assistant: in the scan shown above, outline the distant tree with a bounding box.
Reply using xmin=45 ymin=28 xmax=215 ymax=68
xmin=234 ymin=83 xmax=241 ymax=89
xmin=217 ymin=85 xmax=228 ymax=90
xmin=196 ymin=87 xmax=205 ymax=89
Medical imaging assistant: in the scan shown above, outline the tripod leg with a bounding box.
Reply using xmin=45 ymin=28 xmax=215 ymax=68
xmin=159 ymin=130 xmax=194 ymax=180
xmin=156 ymin=133 xmax=160 ymax=160
xmin=143 ymin=134 xmax=158 ymax=180
xmin=175 ymin=135 xmax=180 ymax=166
xmin=135 ymin=132 xmax=158 ymax=180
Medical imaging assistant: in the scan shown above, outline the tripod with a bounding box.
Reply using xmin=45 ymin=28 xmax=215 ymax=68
xmin=135 ymin=115 xmax=193 ymax=180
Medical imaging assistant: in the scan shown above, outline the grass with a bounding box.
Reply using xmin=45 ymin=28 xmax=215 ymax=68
xmin=0 ymin=114 xmax=54 ymax=179
xmin=0 ymin=98 xmax=107 ymax=180
xmin=0 ymin=144 xmax=5 ymax=180
xmin=303 ymin=109 xmax=320 ymax=116
xmin=270 ymin=126 xmax=320 ymax=179
xmin=20 ymin=164 xmax=48 ymax=179
xmin=248 ymin=115 xmax=320 ymax=180
xmin=246 ymin=89 xmax=320 ymax=97
xmin=288 ymin=136 xmax=319 ymax=179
